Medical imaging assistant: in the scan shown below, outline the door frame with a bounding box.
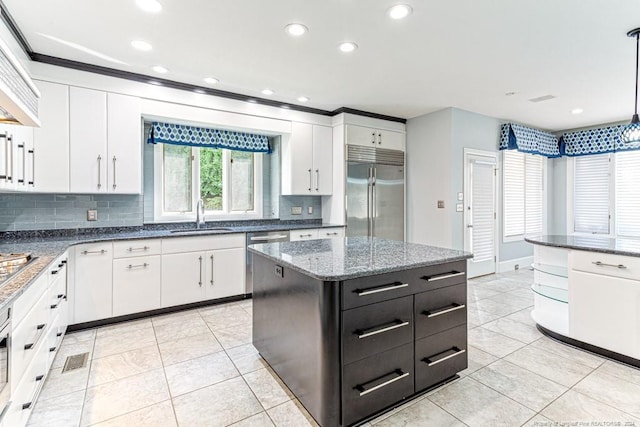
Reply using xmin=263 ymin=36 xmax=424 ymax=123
xmin=463 ymin=148 xmax=499 ymax=277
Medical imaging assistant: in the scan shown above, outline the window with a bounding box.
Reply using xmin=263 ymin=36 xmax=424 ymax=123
xmin=573 ymin=151 xmax=640 ymax=237
xmin=503 ymin=150 xmax=545 ymax=240
xmin=155 ymin=144 xmax=261 ymax=220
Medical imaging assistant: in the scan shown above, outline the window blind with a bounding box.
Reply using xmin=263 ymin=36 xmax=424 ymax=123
xmin=525 ymin=155 xmax=543 ymax=235
xmin=503 ymin=151 xmax=525 ymax=237
xmin=615 ymin=151 xmax=640 ymax=237
xmin=574 ymin=154 xmax=610 ymax=234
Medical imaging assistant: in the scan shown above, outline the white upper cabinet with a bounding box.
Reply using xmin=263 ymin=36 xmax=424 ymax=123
xmin=0 ymin=123 xmax=32 ymax=192
xmin=33 ymin=81 xmax=70 ymax=193
xmin=282 ymin=122 xmax=333 ymax=195
xmin=346 ymin=124 xmax=404 ymax=151
xmin=69 ymin=87 xmax=141 ymax=194
xmin=107 ymin=93 xmax=141 ymax=193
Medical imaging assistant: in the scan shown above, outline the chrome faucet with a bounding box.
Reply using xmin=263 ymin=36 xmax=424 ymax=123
xmin=196 ymin=199 xmax=205 ymax=229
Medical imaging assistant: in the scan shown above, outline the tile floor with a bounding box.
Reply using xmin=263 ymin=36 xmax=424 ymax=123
xmin=29 ymin=268 xmax=640 ymax=426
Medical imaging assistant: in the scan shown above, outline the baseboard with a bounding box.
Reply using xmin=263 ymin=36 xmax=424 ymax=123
xmin=498 ymin=256 xmax=533 ymax=273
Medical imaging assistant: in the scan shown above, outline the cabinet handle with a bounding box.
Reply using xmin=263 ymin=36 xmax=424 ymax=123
xmin=423 ymin=303 xmax=466 ymax=318
xmin=356 ymin=369 xmax=409 ymax=397
xmin=97 ymin=154 xmax=102 ymax=189
xmin=421 ymin=271 xmax=465 ymax=282
xmin=326 ymin=232 xmax=339 ymax=236
xmin=592 ymin=261 xmax=627 ymax=269
xmin=50 ymin=293 xmax=64 ymax=309
xmin=378 ymin=133 xmax=382 ymax=145
xmin=315 ymin=169 xmax=319 ymax=191
xmin=112 ymin=156 xmax=117 ymax=189
xmin=50 ymin=331 xmax=64 ymax=352
xmin=18 ymin=142 xmax=24 ymax=183
xmin=198 ymin=256 xmax=203 ymax=286
xmin=126 ymin=263 xmax=149 ymax=269
xmin=249 ymin=235 xmax=288 ymax=241
xmin=28 ymin=148 xmax=34 ymax=185
xmin=127 ymin=246 xmax=150 ymax=252
xmin=6 ymin=135 xmax=12 ymax=182
xmin=210 ymin=255 xmax=214 ymax=286
xmin=81 ymin=249 xmax=107 ymax=255
xmin=371 ymin=132 xmax=376 ymax=144
xmin=355 ymin=282 xmax=408 ymax=297
xmin=308 ymin=168 xmax=312 ymax=192
xmin=22 ymin=374 xmax=46 ymax=410
xmin=24 ymin=323 xmax=46 ymax=350
xmin=356 ymin=320 xmax=409 ymax=339
xmin=423 ymin=347 xmax=466 ymax=367
xmin=0 ymin=133 xmax=7 ymax=181
xmin=299 ymin=233 xmax=313 ymax=238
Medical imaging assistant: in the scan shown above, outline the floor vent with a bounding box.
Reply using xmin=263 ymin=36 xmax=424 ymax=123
xmin=61 ymin=352 xmax=89 ymax=373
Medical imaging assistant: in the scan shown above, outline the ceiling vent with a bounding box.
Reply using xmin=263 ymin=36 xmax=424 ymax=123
xmin=0 ymin=37 xmax=40 ymax=126
xmin=528 ymin=95 xmax=556 ymax=103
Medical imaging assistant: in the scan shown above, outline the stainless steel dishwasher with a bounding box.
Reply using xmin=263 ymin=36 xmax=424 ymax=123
xmin=246 ymin=230 xmax=290 ymax=293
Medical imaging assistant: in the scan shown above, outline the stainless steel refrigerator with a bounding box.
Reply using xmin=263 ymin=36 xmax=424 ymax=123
xmin=346 ymin=145 xmax=405 ymax=240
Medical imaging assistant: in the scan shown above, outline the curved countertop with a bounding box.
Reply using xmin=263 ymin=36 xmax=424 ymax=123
xmin=0 ymin=221 xmax=343 ymax=311
xmin=525 ymin=234 xmax=640 ymax=258
xmin=248 ymin=236 xmax=473 ymax=281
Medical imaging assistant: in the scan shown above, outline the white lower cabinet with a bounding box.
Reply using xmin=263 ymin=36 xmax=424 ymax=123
xmin=73 ymin=243 xmax=113 ymax=324
xmin=290 ymin=227 xmax=345 ymax=241
xmin=113 ymin=256 xmax=161 ymax=316
xmin=161 ymin=252 xmax=206 ymax=307
xmin=205 ymin=248 xmax=246 ymax=300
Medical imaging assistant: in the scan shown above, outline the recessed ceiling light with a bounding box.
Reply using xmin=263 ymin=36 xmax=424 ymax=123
xmin=131 ymin=40 xmax=152 ymax=51
xmin=571 ymin=108 xmax=584 ymax=115
xmin=261 ymin=89 xmax=274 ymax=96
xmin=285 ymin=23 xmax=308 ymax=37
xmin=148 ymin=80 xmax=162 ymax=86
xmin=194 ymin=89 xmax=206 ymax=94
xmin=338 ymin=42 xmax=358 ymax=53
xmin=136 ymin=0 xmax=162 ymax=13
xmin=204 ymin=77 xmax=219 ymax=84
xmin=297 ymin=96 xmax=310 ymax=103
xmin=281 ymin=105 xmax=290 ymax=109
xmin=152 ymin=65 xmax=168 ymax=74
xmin=388 ymin=4 xmax=413 ymax=20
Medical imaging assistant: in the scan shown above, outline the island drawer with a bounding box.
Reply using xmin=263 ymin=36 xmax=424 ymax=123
xmin=342 ymin=270 xmax=416 ymax=310
xmin=412 ymin=261 xmax=467 ymax=293
xmin=414 ymin=283 xmax=466 ymax=339
xmin=342 ymin=343 xmax=414 ymax=426
xmin=342 ymin=296 xmax=413 ymax=365
xmin=415 ymin=325 xmax=467 ymax=391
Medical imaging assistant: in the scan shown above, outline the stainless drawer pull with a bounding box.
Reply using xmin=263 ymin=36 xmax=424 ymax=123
xmin=299 ymin=233 xmax=313 ymax=238
xmin=81 ymin=249 xmax=107 ymax=255
xmin=356 ymin=369 xmax=410 ymax=397
xmin=50 ymin=332 xmax=64 ymax=352
xmin=325 ymin=232 xmax=339 ymax=236
xmin=24 ymin=324 xmax=46 ymax=350
xmin=250 ymin=235 xmax=288 ymax=241
xmin=424 ymin=347 xmax=466 ymax=367
xmin=22 ymin=374 xmax=45 ymax=410
xmin=356 ymin=282 xmax=409 ymax=297
xmin=127 ymin=263 xmax=149 ymax=269
xmin=356 ymin=320 xmax=410 ymax=339
xmin=422 ymin=271 xmax=465 ymax=282
xmin=127 ymin=246 xmax=150 ymax=252
xmin=592 ymin=261 xmax=627 ymax=269
xmin=424 ymin=303 xmax=466 ymax=318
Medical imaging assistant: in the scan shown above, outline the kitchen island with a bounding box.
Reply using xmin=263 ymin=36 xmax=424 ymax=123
xmin=249 ymin=237 xmax=472 ymax=426
xmin=526 ymin=235 xmax=640 ymax=368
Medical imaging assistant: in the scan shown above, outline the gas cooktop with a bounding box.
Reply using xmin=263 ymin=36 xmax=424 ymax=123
xmin=0 ymin=253 xmax=34 ymax=285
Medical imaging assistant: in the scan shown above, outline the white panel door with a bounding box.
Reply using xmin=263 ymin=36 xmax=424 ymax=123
xmin=464 ymin=151 xmax=497 ymax=278
xmin=378 ymin=130 xmax=405 ymax=151
xmin=69 ymin=87 xmax=107 ymax=193
xmin=205 ymin=248 xmax=245 ymax=300
xmin=312 ymin=125 xmax=333 ymax=195
xmin=345 ymin=124 xmax=376 ymax=147
xmin=33 ymin=81 xmax=70 ymax=192
xmin=73 ymin=243 xmax=113 ymax=323
xmin=288 ymin=121 xmax=314 ymax=195
xmin=107 ymin=93 xmax=141 ymax=193
xmin=161 ymin=252 xmax=205 ymax=307
xmin=113 ymin=256 xmax=161 ymax=316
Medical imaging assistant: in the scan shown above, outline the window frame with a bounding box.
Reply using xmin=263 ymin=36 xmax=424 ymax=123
xmin=153 ymin=144 xmax=263 ymax=222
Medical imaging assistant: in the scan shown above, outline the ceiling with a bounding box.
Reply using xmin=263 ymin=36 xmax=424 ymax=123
xmin=4 ymin=0 xmax=640 ymax=131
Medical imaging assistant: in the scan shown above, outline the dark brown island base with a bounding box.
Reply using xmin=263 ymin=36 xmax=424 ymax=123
xmin=249 ymin=237 xmax=473 ymax=426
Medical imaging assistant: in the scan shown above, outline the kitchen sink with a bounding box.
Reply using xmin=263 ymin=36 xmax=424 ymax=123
xmin=169 ymin=227 xmax=234 ymax=234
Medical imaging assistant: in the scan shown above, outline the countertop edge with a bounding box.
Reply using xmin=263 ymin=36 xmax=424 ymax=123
xmin=525 ymin=236 xmax=640 ymax=258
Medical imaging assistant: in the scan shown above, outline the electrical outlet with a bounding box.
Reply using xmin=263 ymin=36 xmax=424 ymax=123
xmin=308 ymin=206 xmax=313 ymax=214
xmin=275 ymin=265 xmax=284 ymax=278
xmin=291 ymin=206 xmax=302 ymax=215
xmin=437 ymin=200 xmax=445 ymax=209
xmin=87 ymin=209 xmax=98 ymax=221
xmin=514 ymin=264 xmax=519 ymax=270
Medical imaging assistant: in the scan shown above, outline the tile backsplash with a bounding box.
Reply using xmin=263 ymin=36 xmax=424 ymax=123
xmin=0 ymin=193 xmax=143 ymax=231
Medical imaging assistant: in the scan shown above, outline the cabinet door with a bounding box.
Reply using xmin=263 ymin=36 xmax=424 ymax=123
xmin=73 ymin=243 xmax=113 ymax=324
xmin=378 ymin=130 xmax=404 ymax=151
xmin=107 ymin=93 xmax=141 ymax=194
xmin=0 ymin=124 xmax=17 ymax=190
xmin=33 ymin=81 xmax=70 ymax=193
xmin=69 ymin=87 xmax=107 ymax=193
xmin=290 ymin=228 xmax=319 ymax=241
xmin=205 ymin=248 xmax=245 ymax=300
xmin=312 ymin=125 xmax=333 ymax=195
xmin=283 ymin=122 xmax=313 ymax=195
xmin=161 ymin=252 xmax=205 ymax=307
xmin=318 ymin=227 xmax=345 ymax=239
xmin=346 ymin=125 xmax=376 ymax=147
xmin=570 ymin=270 xmax=640 ymax=358
xmin=113 ymin=255 xmax=161 ymax=316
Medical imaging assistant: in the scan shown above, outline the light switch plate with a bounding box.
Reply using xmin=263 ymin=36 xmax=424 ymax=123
xmin=291 ymin=206 xmax=302 ymax=215
xmin=457 ymin=192 xmax=464 ymax=201
xmin=456 ymin=203 xmax=463 ymax=212
xmin=87 ymin=209 xmax=98 ymax=221
xmin=308 ymin=206 xmax=313 ymax=214
xmin=437 ymin=200 xmax=445 ymax=209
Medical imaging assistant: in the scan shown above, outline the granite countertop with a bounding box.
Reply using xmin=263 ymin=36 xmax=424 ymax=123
xmin=0 ymin=220 xmax=344 ymax=310
xmin=525 ymin=234 xmax=640 ymax=258
xmin=248 ymin=236 xmax=473 ymax=281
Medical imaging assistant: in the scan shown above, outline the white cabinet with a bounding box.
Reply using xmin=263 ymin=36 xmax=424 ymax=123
xmin=346 ymin=124 xmax=404 ymax=151
xmin=113 ymin=256 xmax=161 ymax=316
xmin=290 ymin=227 xmax=345 ymax=241
xmin=73 ymin=242 xmax=113 ymax=324
xmin=205 ymin=248 xmax=246 ymax=300
xmin=282 ymin=122 xmax=333 ymax=195
xmin=317 ymin=227 xmax=345 ymax=239
xmin=69 ymin=87 xmax=141 ymax=194
xmin=0 ymin=123 xmax=33 ymax=191
xmin=33 ymin=80 xmax=70 ymax=193
xmin=161 ymin=252 xmax=206 ymax=307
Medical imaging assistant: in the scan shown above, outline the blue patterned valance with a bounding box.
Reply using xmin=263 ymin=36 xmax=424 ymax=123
xmin=147 ymin=122 xmax=271 ymax=153
xmin=499 ymin=123 xmax=560 ymax=158
xmin=558 ymin=125 xmax=640 ymax=156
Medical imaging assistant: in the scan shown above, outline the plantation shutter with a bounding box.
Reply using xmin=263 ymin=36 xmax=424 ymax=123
xmin=525 ymin=155 xmax=543 ymax=235
xmin=615 ymin=151 xmax=640 ymax=237
xmin=503 ymin=150 xmax=525 ymax=237
xmin=574 ymin=154 xmax=610 ymax=234
xmin=472 ymin=161 xmax=495 ymax=261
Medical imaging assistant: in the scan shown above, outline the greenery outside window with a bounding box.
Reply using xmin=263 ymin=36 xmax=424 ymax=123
xmin=154 ymin=144 xmax=262 ymax=221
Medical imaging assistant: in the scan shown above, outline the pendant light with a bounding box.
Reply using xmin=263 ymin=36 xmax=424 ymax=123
xmin=621 ymin=28 xmax=640 ymax=144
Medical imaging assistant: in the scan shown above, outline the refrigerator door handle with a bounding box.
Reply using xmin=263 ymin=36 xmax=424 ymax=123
xmin=367 ymin=167 xmax=372 ymax=237
xmin=372 ymin=167 xmax=377 ymax=237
